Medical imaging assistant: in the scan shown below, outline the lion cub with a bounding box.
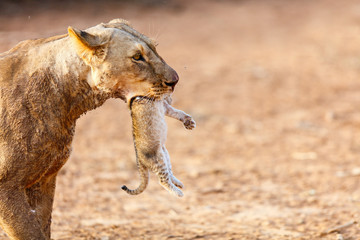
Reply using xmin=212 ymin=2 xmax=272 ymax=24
xmin=122 ymin=96 xmax=195 ymax=197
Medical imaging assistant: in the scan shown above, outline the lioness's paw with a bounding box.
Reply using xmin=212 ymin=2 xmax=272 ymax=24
xmin=183 ymin=115 xmax=196 ymax=130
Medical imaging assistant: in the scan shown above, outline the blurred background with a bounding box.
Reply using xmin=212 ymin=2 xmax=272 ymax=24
xmin=1 ymin=0 xmax=360 ymax=239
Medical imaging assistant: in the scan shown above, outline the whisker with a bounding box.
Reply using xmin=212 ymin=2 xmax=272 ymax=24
xmin=145 ymin=93 xmax=153 ymax=104
xmin=145 ymin=96 xmax=151 ymax=104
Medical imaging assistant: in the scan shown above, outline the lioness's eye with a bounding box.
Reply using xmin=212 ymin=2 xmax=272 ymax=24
xmin=132 ymin=53 xmax=144 ymax=61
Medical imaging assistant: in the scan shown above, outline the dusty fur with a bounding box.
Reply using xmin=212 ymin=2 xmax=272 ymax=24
xmin=0 ymin=19 xmax=179 ymax=240
xmin=122 ymin=96 xmax=195 ymax=197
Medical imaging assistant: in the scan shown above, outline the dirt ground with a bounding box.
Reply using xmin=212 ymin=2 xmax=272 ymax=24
xmin=0 ymin=0 xmax=360 ymax=239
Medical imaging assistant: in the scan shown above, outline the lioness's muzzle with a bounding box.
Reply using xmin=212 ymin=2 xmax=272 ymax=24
xmin=164 ymin=70 xmax=179 ymax=91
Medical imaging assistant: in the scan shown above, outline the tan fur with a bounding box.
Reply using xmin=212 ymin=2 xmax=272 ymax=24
xmin=122 ymin=96 xmax=195 ymax=197
xmin=0 ymin=19 xmax=179 ymax=239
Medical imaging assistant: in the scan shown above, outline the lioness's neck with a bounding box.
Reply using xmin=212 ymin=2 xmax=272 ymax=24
xmin=40 ymin=37 xmax=110 ymax=121
xmin=25 ymin=36 xmax=89 ymax=80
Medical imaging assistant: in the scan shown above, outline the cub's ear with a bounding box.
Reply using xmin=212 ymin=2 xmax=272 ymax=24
xmin=68 ymin=26 xmax=108 ymax=65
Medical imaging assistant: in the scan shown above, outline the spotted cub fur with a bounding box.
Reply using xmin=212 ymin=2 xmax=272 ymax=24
xmin=122 ymin=96 xmax=195 ymax=197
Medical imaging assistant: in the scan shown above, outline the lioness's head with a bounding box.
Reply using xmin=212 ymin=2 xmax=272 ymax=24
xmin=68 ymin=19 xmax=178 ymax=103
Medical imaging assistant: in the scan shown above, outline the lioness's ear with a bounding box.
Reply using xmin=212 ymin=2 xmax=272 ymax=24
xmin=68 ymin=26 xmax=108 ymax=65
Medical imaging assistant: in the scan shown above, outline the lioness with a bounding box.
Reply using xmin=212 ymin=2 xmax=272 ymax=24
xmin=0 ymin=19 xmax=179 ymax=240
xmin=122 ymin=96 xmax=195 ymax=197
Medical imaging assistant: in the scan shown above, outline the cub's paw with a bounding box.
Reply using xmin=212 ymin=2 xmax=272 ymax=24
xmin=171 ymin=176 xmax=184 ymax=189
xmin=160 ymin=181 xmax=184 ymax=197
xmin=172 ymin=187 xmax=184 ymax=198
xmin=183 ymin=115 xmax=196 ymax=130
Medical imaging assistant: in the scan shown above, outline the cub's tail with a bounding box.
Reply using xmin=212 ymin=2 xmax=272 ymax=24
xmin=122 ymin=163 xmax=149 ymax=195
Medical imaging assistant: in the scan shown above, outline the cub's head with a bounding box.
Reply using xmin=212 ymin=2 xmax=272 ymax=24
xmin=68 ymin=19 xmax=178 ymax=103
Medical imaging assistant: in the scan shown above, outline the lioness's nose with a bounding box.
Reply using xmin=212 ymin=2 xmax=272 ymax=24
xmin=165 ymin=71 xmax=179 ymax=87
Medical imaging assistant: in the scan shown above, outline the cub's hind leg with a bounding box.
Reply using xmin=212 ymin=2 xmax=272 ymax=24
xmin=152 ymin=151 xmax=183 ymax=197
xmin=0 ymin=183 xmax=47 ymax=240
xmin=25 ymin=174 xmax=57 ymax=239
xmin=162 ymin=147 xmax=183 ymax=189
xmin=155 ymin=166 xmax=183 ymax=197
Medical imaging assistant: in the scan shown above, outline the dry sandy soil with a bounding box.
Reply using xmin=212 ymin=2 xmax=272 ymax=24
xmin=0 ymin=0 xmax=360 ymax=239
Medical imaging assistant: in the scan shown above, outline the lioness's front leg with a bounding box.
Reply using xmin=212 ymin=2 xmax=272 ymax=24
xmin=0 ymin=184 xmax=47 ymax=240
xmin=25 ymin=175 xmax=57 ymax=238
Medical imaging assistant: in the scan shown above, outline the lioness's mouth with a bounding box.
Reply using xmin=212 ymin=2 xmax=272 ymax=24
xmin=129 ymin=96 xmax=156 ymax=109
